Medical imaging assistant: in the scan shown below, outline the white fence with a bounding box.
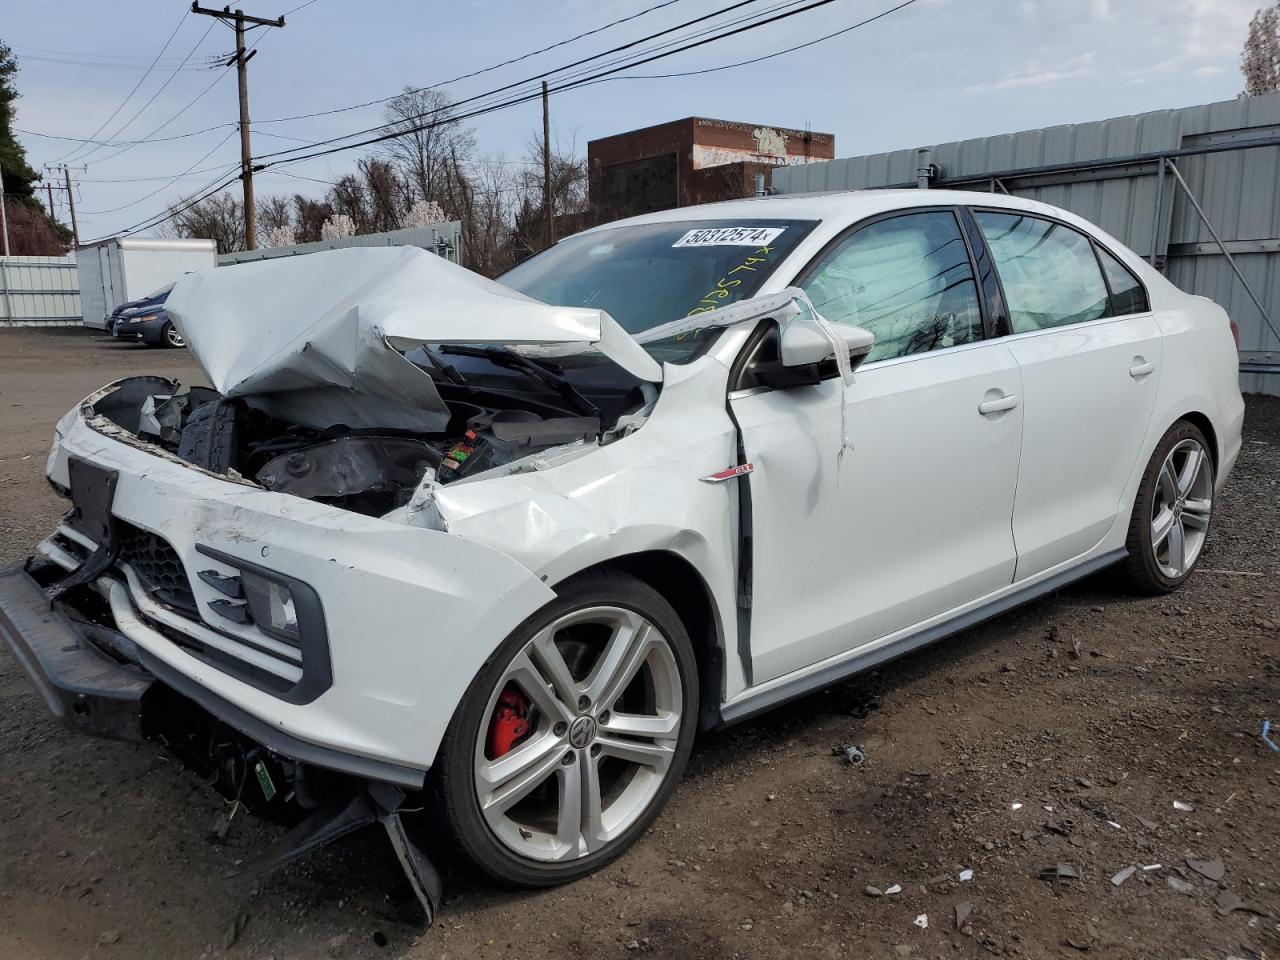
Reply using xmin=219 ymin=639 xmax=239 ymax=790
xmin=0 ymin=223 xmax=463 ymax=328
xmin=0 ymin=255 xmax=81 ymax=326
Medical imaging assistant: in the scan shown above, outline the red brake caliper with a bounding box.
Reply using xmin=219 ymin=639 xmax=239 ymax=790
xmin=487 ymin=687 xmax=531 ymax=758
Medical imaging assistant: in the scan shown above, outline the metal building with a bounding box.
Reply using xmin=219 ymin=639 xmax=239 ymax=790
xmin=217 ymin=222 xmax=462 ymax=267
xmin=772 ymin=92 xmax=1280 ymax=396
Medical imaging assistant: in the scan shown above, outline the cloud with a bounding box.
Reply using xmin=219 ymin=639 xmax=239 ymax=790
xmin=963 ymin=52 xmax=1096 ymax=94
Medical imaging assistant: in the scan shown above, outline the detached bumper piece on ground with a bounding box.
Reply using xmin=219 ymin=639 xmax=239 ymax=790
xmin=0 ymin=558 xmax=443 ymax=927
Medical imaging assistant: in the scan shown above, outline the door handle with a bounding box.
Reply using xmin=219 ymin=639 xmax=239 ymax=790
xmin=977 ymin=393 xmax=1020 ymax=415
xmin=1129 ymin=359 xmax=1155 ymax=379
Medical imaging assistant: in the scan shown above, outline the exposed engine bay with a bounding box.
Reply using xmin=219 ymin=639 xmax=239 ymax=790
xmin=87 ymin=368 xmax=642 ymax=518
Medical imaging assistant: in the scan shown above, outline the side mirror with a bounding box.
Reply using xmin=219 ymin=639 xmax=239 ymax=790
xmin=779 ymin=319 xmax=874 ymax=369
xmin=752 ymin=320 xmax=875 ymax=391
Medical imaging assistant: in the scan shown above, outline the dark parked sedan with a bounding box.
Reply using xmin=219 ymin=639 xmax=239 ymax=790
xmin=112 ymin=307 xmax=184 ymax=347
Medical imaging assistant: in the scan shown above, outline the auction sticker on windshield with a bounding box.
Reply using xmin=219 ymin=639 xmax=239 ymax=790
xmin=673 ymin=226 xmax=786 ymax=248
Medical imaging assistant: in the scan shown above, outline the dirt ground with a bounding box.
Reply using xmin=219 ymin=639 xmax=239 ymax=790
xmin=0 ymin=327 xmax=1277 ymax=960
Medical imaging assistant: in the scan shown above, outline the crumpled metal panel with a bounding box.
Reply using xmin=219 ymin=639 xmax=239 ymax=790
xmin=165 ymin=246 xmax=660 ymax=432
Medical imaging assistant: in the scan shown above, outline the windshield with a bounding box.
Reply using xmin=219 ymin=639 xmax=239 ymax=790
xmin=499 ymin=218 xmax=817 ymax=363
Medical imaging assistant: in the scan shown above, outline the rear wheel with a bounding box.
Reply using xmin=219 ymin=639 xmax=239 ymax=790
xmin=435 ymin=569 xmax=697 ymax=887
xmin=1121 ymin=420 xmax=1215 ymax=593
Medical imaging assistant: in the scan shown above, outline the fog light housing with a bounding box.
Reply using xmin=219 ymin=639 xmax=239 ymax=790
xmin=241 ymin=570 xmax=300 ymax=642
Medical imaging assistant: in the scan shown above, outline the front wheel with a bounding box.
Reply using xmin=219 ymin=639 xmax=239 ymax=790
xmin=435 ymin=569 xmax=698 ymax=887
xmin=1121 ymin=420 xmax=1215 ymax=594
xmin=162 ymin=321 xmax=185 ymax=348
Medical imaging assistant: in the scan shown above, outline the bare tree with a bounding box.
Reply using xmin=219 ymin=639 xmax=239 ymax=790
xmin=163 ymin=191 xmax=245 ymax=253
xmin=257 ymin=193 xmax=293 ymax=245
xmin=293 ymin=195 xmax=333 ymax=243
xmin=381 ymin=87 xmax=475 ymax=213
xmin=510 ymin=133 xmax=589 ymax=257
xmin=1242 ymin=4 xmax=1280 ymax=95
xmin=452 ymin=152 xmax=517 ymax=277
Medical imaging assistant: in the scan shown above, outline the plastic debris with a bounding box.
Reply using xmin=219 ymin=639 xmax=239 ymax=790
xmin=1173 ymin=800 xmax=1194 ymax=812
xmin=1262 ymin=720 xmax=1280 ymax=753
xmin=1186 ymin=857 xmax=1225 ymax=883
xmin=958 ymin=868 xmax=974 ymax=882
xmin=1038 ymin=863 xmax=1080 ymax=896
xmin=1011 ymin=802 xmax=1023 ymax=811
xmin=913 ymin=914 xmax=929 ymax=930
xmin=954 ymin=902 xmax=972 ymax=930
xmin=1215 ymin=890 xmax=1270 ymax=917
xmin=1106 ymin=820 xmax=1122 ymax=830
xmin=832 ymin=743 xmax=866 ymax=766
xmin=1167 ymin=876 xmax=1196 ymax=895
xmin=1142 ymin=864 xmax=1162 ymax=871
xmin=884 ymin=884 xmax=902 ymax=896
xmin=1110 ymin=866 xmax=1137 ymax=887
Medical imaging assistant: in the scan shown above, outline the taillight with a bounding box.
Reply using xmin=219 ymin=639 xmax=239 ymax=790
xmin=1230 ymin=319 xmax=1240 ymax=352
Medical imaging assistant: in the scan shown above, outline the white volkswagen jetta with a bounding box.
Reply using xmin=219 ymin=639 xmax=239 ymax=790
xmin=0 ymin=189 xmax=1243 ymax=904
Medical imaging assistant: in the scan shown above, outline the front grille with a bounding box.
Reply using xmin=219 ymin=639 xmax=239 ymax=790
xmin=116 ymin=522 xmax=198 ymax=616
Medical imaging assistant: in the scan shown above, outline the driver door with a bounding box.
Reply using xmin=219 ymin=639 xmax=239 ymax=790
xmin=728 ymin=209 xmax=1025 ymax=683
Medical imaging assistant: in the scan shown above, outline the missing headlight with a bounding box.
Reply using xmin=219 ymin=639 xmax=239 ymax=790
xmin=241 ymin=571 xmax=299 ymax=642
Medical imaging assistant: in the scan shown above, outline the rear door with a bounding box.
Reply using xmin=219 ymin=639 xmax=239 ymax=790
xmin=971 ymin=210 xmax=1161 ymax=581
xmin=730 ymin=209 xmax=1024 ymax=683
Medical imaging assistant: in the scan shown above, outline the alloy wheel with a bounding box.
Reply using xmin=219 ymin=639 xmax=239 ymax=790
xmin=472 ymin=605 xmax=683 ymax=863
xmin=1150 ymin=438 xmax=1212 ymax=579
xmin=165 ymin=323 xmax=186 ymax=348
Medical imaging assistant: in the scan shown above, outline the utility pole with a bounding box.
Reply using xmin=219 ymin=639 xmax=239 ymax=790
xmin=542 ymin=81 xmax=553 ymax=248
xmin=46 ymin=181 xmax=56 ymax=220
xmin=62 ymin=165 xmax=80 ymax=246
xmin=191 ymin=4 xmax=285 ymax=250
xmin=0 ymin=164 xmax=10 ymax=327
xmin=0 ymin=163 xmax=10 ymax=257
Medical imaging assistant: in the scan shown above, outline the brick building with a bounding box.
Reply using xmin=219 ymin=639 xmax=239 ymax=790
xmin=586 ymin=117 xmax=835 ymax=225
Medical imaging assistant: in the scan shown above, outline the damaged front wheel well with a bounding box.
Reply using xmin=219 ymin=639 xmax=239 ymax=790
xmin=587 ymin=551 xmax=725 ymax=732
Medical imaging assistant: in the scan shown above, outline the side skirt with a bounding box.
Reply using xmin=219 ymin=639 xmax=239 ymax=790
xmin=717 ymin=548 xmax=1126 ymax=726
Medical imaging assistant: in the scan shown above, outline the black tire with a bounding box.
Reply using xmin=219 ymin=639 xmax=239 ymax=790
xmin=1120 ymin=420 xmax=1215 ymax=594
xmin=434 ymin=567 xmax=698 ymax=888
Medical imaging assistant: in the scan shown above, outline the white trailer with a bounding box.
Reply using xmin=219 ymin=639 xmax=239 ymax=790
xmin=77 ymin=237 xmax=216 ymax=330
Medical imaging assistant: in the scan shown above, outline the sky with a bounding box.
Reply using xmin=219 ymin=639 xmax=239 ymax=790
xmin=4 ymin=0 xmax=1263 ymax=241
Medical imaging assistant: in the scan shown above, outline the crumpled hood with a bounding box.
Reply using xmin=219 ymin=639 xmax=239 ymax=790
xmin=165 ymin=246 xmax=661 ymax=432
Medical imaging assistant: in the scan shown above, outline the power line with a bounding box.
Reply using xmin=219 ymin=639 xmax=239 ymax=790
xmin=12 ymin=43 xmax=220 ymax=64
xmin=70 ymin=20 xmax=220 ymax=166
xmin=79 ymin=129 xmax=240 ymax=215
xmin=53 ymin=9 xmax=191 ymax=164
xmin=15 ymin=122 xmax=235 ymax=147
xmin=585 ymin=0 xmax=917 ymax=81
xmin=82 ymin=168 xmax=245 ymax=243
xmin=83 ymin=33 xmax=256 ymax=167
xmin=251 ymin=0 xmax=690 ymax=128
xmin=252 ymin=0 xmax=771 ymax=161
xmin=16 ymin=52 xmax=219 ymax=72
xmin=88 ymin=0 xmax=918 ymax=240
xmin=255 ymin=0 xmax=843 ymax=168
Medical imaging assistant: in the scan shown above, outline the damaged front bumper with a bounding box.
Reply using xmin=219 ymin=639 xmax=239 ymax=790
xmin=0 ymin=562 xmax=152 ymax=743
xmin=30 ymin=385 xmax=557 ymax=783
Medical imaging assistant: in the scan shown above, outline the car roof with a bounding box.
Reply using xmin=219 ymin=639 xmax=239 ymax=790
xmin=573 ymin=188 xmax=1070 ymax=235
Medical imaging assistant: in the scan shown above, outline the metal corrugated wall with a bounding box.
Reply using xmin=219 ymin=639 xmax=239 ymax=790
xmin=0 ymin=255 xmax=81 ymax=326
xmin=216 ymin=223 xmax=463 ymax=266
xmin=773 ymin=93 xmax=1280 ymax=396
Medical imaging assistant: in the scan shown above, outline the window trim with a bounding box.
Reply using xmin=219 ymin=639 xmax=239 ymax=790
xmin=789 ymin=205 xmax=993 ymax=361
xmin=1090 ymin=238 xmax=1152 ymax=318
xmin=967 ymin=206 xmax=1152 ymax=334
